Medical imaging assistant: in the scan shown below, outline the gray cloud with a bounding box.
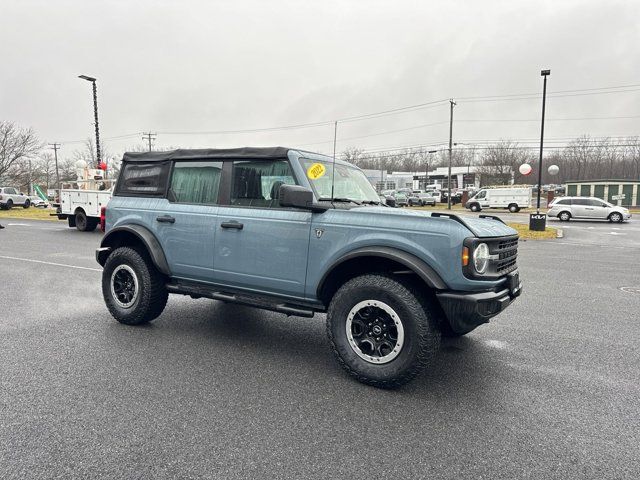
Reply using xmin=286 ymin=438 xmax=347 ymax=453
xmin=1 ymin=0 xmax=638 ymax=159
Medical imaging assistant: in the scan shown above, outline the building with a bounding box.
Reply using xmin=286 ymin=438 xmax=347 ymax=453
xmin=414 ymin=166 xmax=482 ymax=190
xmin=362 ymin=166 xmax=515 ymax=192
xmin=564 ymin=180 xmax=640 ymax=207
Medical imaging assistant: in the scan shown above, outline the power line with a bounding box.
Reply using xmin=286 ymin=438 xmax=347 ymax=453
xmin=51 ymin=81 xmax=640 ymax=144
xmin=457 ymin=115 xmax=640 ymax=123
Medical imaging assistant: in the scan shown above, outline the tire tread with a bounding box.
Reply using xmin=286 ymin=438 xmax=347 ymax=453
xmin=326 ymin=273 xmax=440 ymax=388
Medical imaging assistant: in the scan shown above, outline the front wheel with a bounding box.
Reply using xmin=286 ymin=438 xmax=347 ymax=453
xmin=470 ymin=203 xmax=481 ymax=212
xmin=609 ymin=212 xmax=623 ymax=223
xmin=23 ymin=199 xmax=30 ymax=209
xmin=102 ymin=247 xmax=168 ymax=325
xmin=326 ymin=274 xmax=441 ymax=388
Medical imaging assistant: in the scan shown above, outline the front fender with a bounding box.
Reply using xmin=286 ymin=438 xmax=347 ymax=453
xmin=316 ymin=246 xmax=448 ymax=298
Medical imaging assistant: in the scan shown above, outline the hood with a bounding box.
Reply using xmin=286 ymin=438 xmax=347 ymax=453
xmin=353 ymin=206 xmax=517 ymax=238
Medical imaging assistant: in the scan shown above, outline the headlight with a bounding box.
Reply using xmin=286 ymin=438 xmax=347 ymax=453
xmin=473 ymin=243 xmax=490 ymax=274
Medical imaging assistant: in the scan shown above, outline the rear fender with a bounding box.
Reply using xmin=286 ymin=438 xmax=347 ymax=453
xmin=97 ymin=225 xmax=170 ymax=275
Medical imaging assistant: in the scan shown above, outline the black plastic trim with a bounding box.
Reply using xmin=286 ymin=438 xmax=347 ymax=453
xmin=436 ymin=280 xmax=523 ymax=333
xmin=317 ymin=246 xmax=448 ymax=298
xmin=97 ymin=225 xmax=171 ymax=275
xmin=166 ymin=279 xmax=325 ymax=316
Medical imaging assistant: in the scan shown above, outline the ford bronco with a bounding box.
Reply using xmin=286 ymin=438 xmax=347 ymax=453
xmin=96 ymin=147 xmax=522 ymax=388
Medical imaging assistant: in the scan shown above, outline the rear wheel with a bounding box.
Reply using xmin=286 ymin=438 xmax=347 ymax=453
xmin=558 ymin=211 xmax=571 ymax=221
xmin=508 ymin=203 xmax=520 ymax=213
xmin=609 ymin=212 xmax=623 ymax=223
xmin=75 ymin=211 xmax=88 ymax=231
xmin=6 ymin=200 xmax=13 ymax=210
xmin=102 ymin=247 xmax=168 ymax=325
xmin=326 ymin=274 xmax=441 ymax=388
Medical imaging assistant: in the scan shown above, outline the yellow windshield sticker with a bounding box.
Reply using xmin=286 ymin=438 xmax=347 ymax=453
xmin=307 ymin=163 xmax=326 ymax=180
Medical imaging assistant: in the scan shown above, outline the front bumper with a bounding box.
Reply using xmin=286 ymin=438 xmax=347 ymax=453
xmin=436 ymin=271 xmax=522 ymax=333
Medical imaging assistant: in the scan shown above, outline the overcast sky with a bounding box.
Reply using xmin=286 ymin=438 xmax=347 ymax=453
xmin=1 ymin=0 xmax=639 ymax=159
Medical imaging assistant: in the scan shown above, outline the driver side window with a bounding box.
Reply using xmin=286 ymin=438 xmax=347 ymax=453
xmin=230 ymin=160 xmax=297 ymax=208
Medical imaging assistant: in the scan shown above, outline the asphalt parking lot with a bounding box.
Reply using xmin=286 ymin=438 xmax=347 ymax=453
xmin=1 ymin=218 xmax=639 ymax=479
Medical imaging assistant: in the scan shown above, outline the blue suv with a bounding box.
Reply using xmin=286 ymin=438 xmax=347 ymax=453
xmin=96 ymin=147 xmax=522 ymax=388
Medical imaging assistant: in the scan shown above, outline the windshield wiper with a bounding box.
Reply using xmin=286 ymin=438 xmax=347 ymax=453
xmin=319 ymin=197 xmax=362 ymax=205
xmin=360 ymin=200 xmax=381 ymax=205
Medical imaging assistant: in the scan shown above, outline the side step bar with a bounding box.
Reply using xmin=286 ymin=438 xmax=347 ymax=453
xmin=166 ymin=282 xmax=319 ymax=318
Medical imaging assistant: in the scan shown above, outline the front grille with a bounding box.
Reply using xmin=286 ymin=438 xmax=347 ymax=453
xmin=491 ymin=236 xmax=518 ymax=275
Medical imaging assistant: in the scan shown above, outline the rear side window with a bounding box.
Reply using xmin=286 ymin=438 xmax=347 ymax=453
xmin=116 ymin=162 xmax=170 ymax=197
xmin=230 ymin=160 xmax=296 ymax=208
xmin=572 ymin=198 xmax=589 ymax=206
xmin=555 ymin=199 xmax=570 ymax=206
xmin=169 ymin=161 xmax=222 ymax=205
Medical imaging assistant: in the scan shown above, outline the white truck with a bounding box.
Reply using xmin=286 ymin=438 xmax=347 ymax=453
xmin=54 ymin=162 xmax=114 ymax=231
xmin=464 ymin=186 xmax=531 ymax=213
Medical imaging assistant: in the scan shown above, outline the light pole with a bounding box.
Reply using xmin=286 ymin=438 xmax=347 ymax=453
xmin=78 ymin=75 xmax=101 ymax=168
xmin=424 ymin=150 xmax=438 ymax=189
xmin=530 ymin=69 xmax=550 ymax=231
xmin=447 ymin=99 xmax=456 ymax=210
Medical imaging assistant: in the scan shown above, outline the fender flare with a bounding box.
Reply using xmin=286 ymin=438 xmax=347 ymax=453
xmin=317 ymin=246 xmax=448 ymax=298
xmin=97 ymin=225 xmax=170 ymax=275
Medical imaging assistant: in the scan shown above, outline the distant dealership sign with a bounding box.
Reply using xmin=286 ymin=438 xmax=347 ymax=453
xmin=612 ymin=194 xmax=626 ymax=200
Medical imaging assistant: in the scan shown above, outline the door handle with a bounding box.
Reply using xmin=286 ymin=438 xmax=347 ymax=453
xmin=156 ymin=215 xmax=176 ymax=223
xmin=221 ymin=221 xmax=243 ymax=230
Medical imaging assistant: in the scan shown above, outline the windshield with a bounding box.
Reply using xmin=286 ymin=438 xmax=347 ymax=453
xmin=299 ymin=158 xmax=380 ymax=203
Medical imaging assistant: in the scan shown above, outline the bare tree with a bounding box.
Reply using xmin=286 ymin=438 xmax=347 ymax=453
xmin=477 ymin=141 xmax=532 ymax=185
xmin=0 ymin=121 xmax=42 ymax=183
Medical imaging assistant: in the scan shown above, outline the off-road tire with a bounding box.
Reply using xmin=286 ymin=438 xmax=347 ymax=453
xmin=23 ymin=199 xmax=30 ymax=209
xmin=326 ymin=274 xmax=441 ymax=388
xmin=470 ymin=203 xmax=481 ymax=212
xmin=508 ymin=203 xmax=519 ymax=213
xmin=558 ymin=211 xmax=571 ymax=221
xmin=6 ymin=200 xmax=13 ymax=210
xmin=102 ymin=247 xmax=168 ymax=325
xmin=608 ymin=212 xmax=623 ymax=223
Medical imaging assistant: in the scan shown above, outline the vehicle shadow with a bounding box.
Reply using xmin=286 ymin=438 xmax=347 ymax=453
xmin=156 ymin=299 xmax=510 ymax=399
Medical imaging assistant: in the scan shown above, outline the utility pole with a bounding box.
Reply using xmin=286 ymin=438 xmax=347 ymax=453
xmin=142 ymin=132 xmax=157 ymax=151
xmin=447 ymin=99 xmax=456 ymax=210
xmin=49 ymin=143 xmax=61 ymax=188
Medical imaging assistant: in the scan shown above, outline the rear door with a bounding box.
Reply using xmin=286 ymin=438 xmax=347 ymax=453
xmin=213 ymin=159 xmax=312 ymax=298
xmin=570 ymin=198 xmax=590 ymax=218
xmin=155 ymin=160 xmax=222 ymax=282
xmin=114 ymin=160 xmax=221 ymax=283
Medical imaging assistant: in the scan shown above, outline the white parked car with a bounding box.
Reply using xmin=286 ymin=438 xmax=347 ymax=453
xmin=0 ymin=187 xmax=31 ymax=209
xmin=547 ymin=197 xmax=631 ymax=223
xmin=29 ymin=196 xmax=49 ymax=208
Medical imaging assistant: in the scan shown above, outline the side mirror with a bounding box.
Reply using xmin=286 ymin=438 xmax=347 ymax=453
xmin=279 ymin=185 xmax=327 ymax=212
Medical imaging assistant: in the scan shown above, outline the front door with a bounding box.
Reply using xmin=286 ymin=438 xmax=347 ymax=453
xmin=213 ymin=159 xmax=312 ymax=298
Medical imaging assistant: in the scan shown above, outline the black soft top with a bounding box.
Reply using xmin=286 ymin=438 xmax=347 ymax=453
xmin=122 ymin=146 xmax=292 ymax=163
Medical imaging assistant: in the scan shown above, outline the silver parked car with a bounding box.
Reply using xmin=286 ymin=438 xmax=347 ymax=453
xmin=547 ymin=196 xmax=631 ymax=223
